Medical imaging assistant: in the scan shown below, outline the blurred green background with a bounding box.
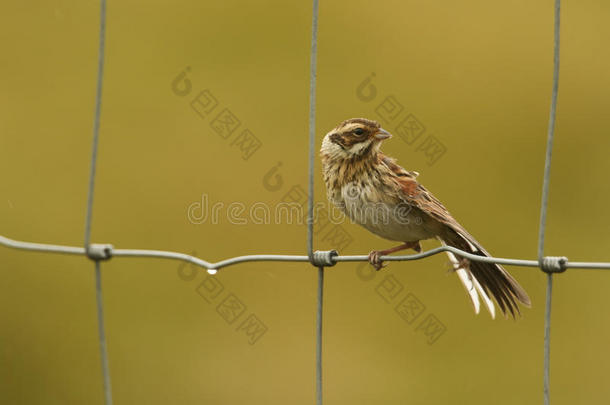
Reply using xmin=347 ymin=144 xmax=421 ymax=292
xmin=2 ymin=0 xmax=610 ymax=404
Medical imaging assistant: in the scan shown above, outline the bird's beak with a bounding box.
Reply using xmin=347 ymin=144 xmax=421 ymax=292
xmin=375 ymin=128 xmax=392 ymax=140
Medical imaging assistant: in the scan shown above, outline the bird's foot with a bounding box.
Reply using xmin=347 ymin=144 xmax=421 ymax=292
xmin=368 ymin=250 xmax=387 ymax=271
xmin=368 ymin=241 xmax=422 ymax=271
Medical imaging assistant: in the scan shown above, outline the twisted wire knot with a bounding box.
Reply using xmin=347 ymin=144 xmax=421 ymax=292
xmin=540 ymin=256 xmax=568 ymax=273
xmin=86 ymin=244 xmax=114 ymax=261
xmin=311 ymin=250 xmax=338 ymax=267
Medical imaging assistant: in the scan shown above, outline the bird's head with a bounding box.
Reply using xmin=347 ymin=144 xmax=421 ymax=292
xmin=320 ymin=118 xmax=391 ymax=161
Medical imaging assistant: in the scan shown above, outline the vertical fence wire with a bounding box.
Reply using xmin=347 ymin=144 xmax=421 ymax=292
xmin=538 ymin=0 xmax=561 ymax=262
xmin=307 ymin=0 xmax=319 ymax=261
xmin=543 ymin=273 xmax=553 ymax=405
xmin=84 ymin=0 xmax=112 ymax=404
xmin=84 ymin=0 xmax=107 ymax=250
xmin=95 ymin=261 xmax=113 ymax=405
xmin=537 ymin=1 xmax=561 ymax=404
xmin=316 ymin=266 xmax=325 ymax=405
xmin=307 ymin=0 xmax=323 ymax=404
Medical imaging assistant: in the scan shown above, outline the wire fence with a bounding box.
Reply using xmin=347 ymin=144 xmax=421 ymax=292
xmin=1 ymin=0 xmax=609 ymax=404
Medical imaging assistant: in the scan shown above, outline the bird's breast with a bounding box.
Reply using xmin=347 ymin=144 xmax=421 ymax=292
xmin=333 ymin=182 xmax=434 ymax=242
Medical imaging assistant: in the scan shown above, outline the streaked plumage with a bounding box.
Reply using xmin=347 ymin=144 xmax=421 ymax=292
xmin=320 ymin=118 xmax=531 ymax=318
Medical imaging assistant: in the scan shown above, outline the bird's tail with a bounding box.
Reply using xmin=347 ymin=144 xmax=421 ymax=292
xmin=439 ymin=229 xmax=531 ymax=319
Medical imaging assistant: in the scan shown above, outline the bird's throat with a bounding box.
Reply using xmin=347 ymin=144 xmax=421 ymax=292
xmin=322 ymin=151 xmax=380 ymax=189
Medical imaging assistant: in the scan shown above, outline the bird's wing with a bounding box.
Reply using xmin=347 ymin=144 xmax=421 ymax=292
xmin=379 ymin=154 xmax=530 ymax=317
xmin=379 ymin=154 xmax=476 ymax=241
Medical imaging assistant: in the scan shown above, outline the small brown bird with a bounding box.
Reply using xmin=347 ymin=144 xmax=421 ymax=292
xmin=320 ymin=118 xmax=530 ymax=318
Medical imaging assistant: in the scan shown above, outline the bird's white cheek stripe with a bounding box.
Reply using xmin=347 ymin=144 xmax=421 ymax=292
xmin=348 ymin=140 xmax=372 ymax=155
xmin=322 ymin=136 xmax=350 ymax=159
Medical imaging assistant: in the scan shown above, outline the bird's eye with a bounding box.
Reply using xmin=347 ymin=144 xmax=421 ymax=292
xmin=353 ymin=128 xmax=365 ymax=136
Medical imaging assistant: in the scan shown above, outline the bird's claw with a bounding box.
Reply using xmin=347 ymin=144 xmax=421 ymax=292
xmin=368 ymin=251 xmax=387 ymax=271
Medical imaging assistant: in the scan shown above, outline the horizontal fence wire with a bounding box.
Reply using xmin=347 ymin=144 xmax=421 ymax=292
xmin=1 ymin=1 xmax=608 ymax=405
xmin=2 ymin=234 xmax=610 ymax=271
